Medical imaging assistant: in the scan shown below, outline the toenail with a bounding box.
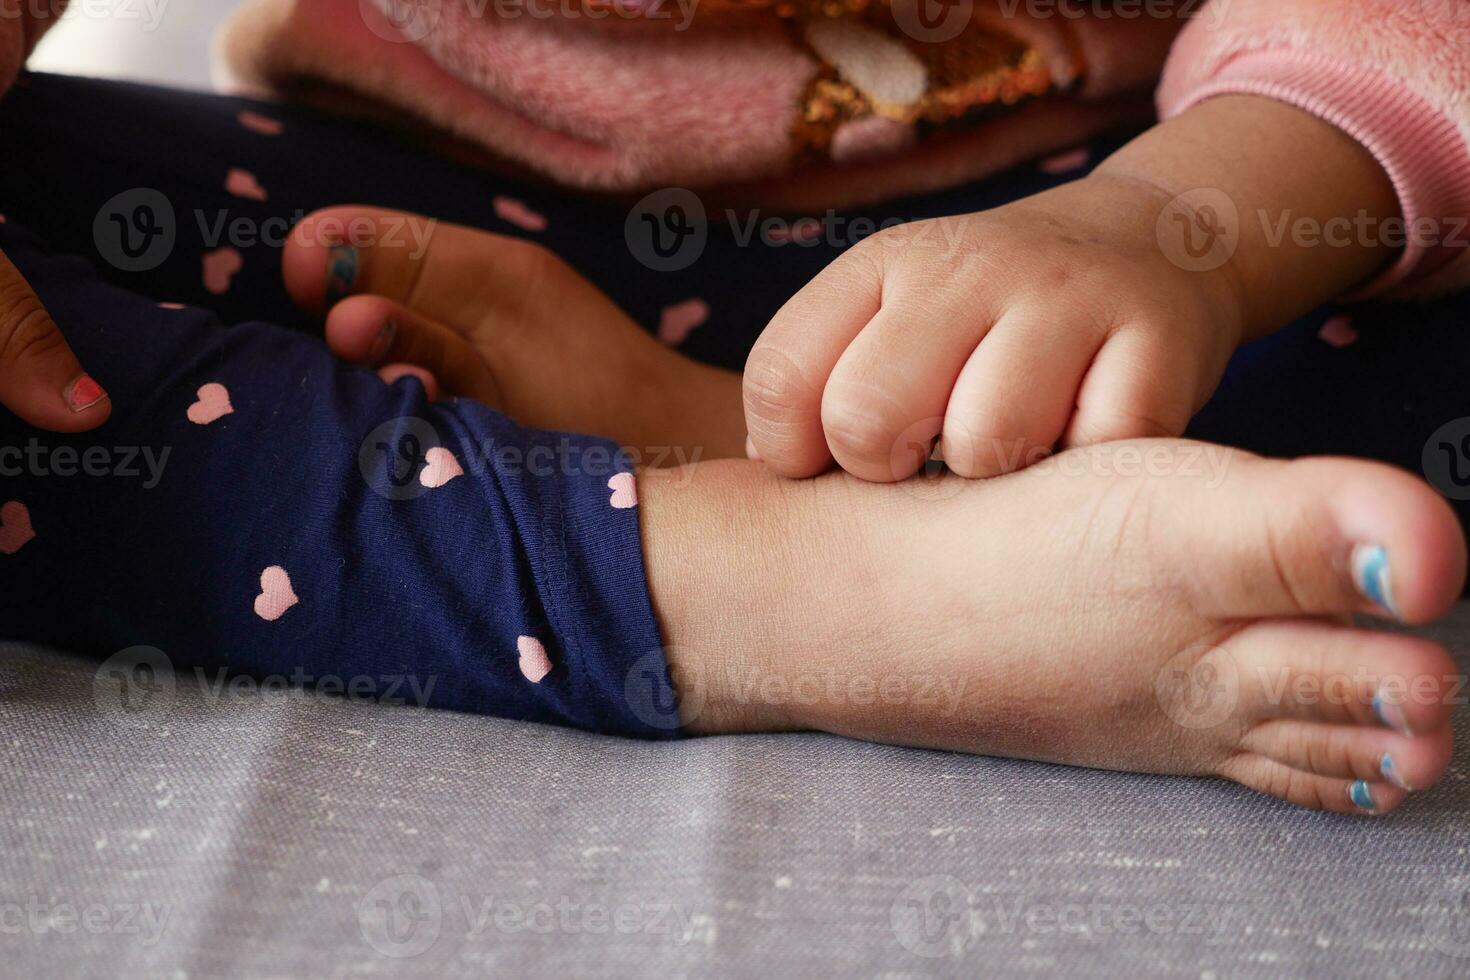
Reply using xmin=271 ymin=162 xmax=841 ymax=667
xmin=1373 ymin=690 xmax=1414 ymax=736
xmin=324 ymin=244 xmax=359 ymax=306
xmin=368 ymin=319 xmax=396 ymax=363
xmin=1351 ymin=544 xmax=1400 ymax=618
xmin=1380 ymin=753 xmax=1414 ymax=791
xmin=1348 ymin=780 xmax=1379 ymax=813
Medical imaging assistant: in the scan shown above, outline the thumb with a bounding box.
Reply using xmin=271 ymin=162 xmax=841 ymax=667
xmin=0 ymin=247 xmax=110 ymax=431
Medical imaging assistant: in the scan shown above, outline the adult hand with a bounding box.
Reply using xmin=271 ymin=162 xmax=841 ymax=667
xmin=0 ymin=246 xmax=110 ymax=431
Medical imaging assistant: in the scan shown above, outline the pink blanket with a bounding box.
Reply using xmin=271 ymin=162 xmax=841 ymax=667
xmin=215 ymin=0 xmax=1179 ymax=209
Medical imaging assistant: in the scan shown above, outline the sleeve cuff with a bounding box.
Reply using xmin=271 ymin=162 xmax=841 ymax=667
xmin=1159 ymin=49 xmax=1470 ymax=299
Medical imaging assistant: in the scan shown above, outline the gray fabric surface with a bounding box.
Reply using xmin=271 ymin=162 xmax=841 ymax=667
xmin=2 ymin=609 xmax=1469 ymax=979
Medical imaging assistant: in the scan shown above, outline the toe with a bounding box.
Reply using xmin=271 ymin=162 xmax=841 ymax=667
xmin=1239 ymin=719 xmax=1453 ymax=791
xmin=1231 ymin=620 xmax=1460 ymax=735
xmin=377 ymin=364 xmax=442 ymax=401
xmin=324 ymin=295 xmax=501 ymax=408
xmin=1169 ymin=452 xmax=1466 ymax=624
xmin=1219 ymin=755 xmax=1409 ymax=815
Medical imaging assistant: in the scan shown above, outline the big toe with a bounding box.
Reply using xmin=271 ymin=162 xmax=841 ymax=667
xmin=1163 ymin=449 xmax=1466 ymax=624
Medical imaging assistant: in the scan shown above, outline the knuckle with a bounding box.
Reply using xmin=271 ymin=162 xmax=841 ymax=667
xmin=942 ymin=403 xmax=1032 ymax=476
xmin=820 ymin=385 xmax=905 ymax=462
xmin=1073 ymin=408 xmax=1179 ymax=445
xmin=0 ymin=292 xmax=65 ymax=368
xmin=742 ymin=346 xmax=818 ymax=430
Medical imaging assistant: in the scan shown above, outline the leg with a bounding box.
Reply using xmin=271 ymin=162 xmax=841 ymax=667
xmin=2 ymin=218 xmax=1463 ymax=814
xmin=0 ymin=220 xmax=670 ymax=738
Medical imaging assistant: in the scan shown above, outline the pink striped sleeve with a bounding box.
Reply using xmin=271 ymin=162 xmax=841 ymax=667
xmin=1157 ymin=0 xmax=1470 ymax=300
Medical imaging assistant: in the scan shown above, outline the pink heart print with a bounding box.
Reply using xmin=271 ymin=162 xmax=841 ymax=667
xmin=0 ymin=500 xmax=35 ymax=555
xmin=225 ymin=168 xmax=269 ymax=202
xmin=187 ymin=383 xmax=234 ymax=425
xmin=1318 ymin=314 xmax=1359 ymax=349
xmin=493 ymin=196 xmax=549 ymax=233
xmin=203 ymin=247 xmax=244 ymax=295
xmin=254 ymin=566 xmax=300 ymax=621
xmin=608 ymin=473 xmax=638 ymax=510
xmin=419 ymin=447 xmax=464 ymax=488
xmin=237 ymin=110 xmax=284 ymax=136
xmin=658 ymin=299 xmax=710 ymax=346
xmin=518 ymin=635 xmax=553 ymax=684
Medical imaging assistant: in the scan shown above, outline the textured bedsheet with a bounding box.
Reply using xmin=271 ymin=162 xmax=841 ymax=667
xmin=3 ymin=608 xmax=1469 ymax=979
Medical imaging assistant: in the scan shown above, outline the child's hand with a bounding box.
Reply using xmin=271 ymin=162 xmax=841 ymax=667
xmin=746 ymin=92 xmax=1409 ymax=483
xmin=743 ymin=173 xmax=1247 ymax=482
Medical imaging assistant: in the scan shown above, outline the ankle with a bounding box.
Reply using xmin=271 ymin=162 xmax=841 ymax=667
xmin=638 ymin=460 xmax=841 ymax=735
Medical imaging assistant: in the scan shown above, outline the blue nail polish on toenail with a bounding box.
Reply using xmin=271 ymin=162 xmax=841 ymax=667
xmin=1351 ymin=544 xmax=1399 ymax=618
xmin=1373 ymin=690 xmax=1414 ymax=736
xmin=325 ymin=244 xmax=359 ymax=306
xmin=368 ymin=320 xmax=396 ymax=363
xmin=1380 ymin=753 xmax=1413 ymax=791
xmin=1348 ymin=780 xmax=1378 ymax=813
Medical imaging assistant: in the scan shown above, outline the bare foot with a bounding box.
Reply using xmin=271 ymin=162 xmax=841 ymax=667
xmin=282 ymin=206 xmax=747 ymax=463
xmin=641 ymin=441 xmax=1467 ymax=815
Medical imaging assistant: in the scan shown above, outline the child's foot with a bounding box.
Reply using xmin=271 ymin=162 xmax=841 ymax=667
xmin=641 ymin=442 xmax=1467 ymax=815
xmin=281 ymin=206 xmax=747 ymax=462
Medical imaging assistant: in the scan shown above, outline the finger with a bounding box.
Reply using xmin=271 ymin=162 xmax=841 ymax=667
xmin=819 ymin=284 xmax=993 ymax=483
xmin=325 ymin=294 xmax=502 ymax=408
xmin=283 ymin=206 xmax=545 ymax=326
xmin=1062 ymin=328 xmax=1200 ymax=448
xmin=0 ymin=249 xmax=110 ymax=431
xmin=377 ymin=364 xmax=442 ymax=402
xmin=742 ymin=246 xmax=883 ymax=478
xmin=941 ymin=304 xmax=1104 ymax=478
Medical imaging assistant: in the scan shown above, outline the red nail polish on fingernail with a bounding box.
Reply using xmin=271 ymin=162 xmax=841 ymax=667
xmin=65 ymin=374 xmax=108 ymax=413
